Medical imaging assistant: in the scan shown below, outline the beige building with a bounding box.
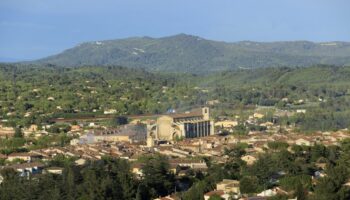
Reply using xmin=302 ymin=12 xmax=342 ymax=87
xmin=79 ymin=124 xmax=146 ymax=144
xmin=7 ymin=152 xmax=37 ymax=162
xmin=204 ymin=179 xmax=240 ymax=200
xmin=241 ymin=154 xmax=258 ymax=165
xmin=216 ymin=179 xmax=240 ymax=194
xmin=147 ymin=107 xmax=214 ymax=146
xmin=0 ymin=125 xmax=15 ymax=138
xmin=215 ymin=120 xmax=238 ymax=128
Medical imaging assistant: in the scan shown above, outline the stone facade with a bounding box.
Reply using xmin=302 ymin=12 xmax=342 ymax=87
xmin=147 ymin=107 xmax=214 ymax=146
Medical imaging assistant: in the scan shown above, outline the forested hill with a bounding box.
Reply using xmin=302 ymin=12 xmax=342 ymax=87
xmin=33 ymin=34 xmax=350 ymax=72
xmin=1 ymin=64 xmax=350 ymax=132
xmin=200 ymin=65 xmax=350 ymax=88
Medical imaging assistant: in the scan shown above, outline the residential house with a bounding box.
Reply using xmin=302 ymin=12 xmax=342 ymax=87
xmin=295 ymin=138 xmax=313 ymax=146
xmin=131 ymin=163 xmax=144 ymax=178
xmin=0 ymin=125 xmax=15 ymax=138
xmin=253 ymin=113 xmax=265 ymax=119
xmin=204 ymin=190 xmax=228 ymax=200
xmin=45 ymin=167 xmax=64 ymax=175
xmin=215 ymin=120 xmax=238 ymax=128
xmin=241 ymin=155 xmax=258 ymax=165
xmin=7 ymin=162 xmax=45 ymax=176
xmin=7 ymin=152 xmax=38 ymax=162
xmin=216 ymin=179 xmax=240 ymax=198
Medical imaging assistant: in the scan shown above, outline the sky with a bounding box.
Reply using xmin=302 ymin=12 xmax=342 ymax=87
xmin=1 ymin=0 xmax=350 ymax=61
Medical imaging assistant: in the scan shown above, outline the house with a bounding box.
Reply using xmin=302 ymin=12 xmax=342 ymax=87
xmin=0 ymin=153 xmax=7 ymax=160
xmin=104 ymin=109 xmax=117 ymax=114
xmin=29 ymin=124 xmax=38 ymax=132
xmin=75 ymin=158 xmax=87 ymax=166
xmin=169 ymin=159 xmax=208 ymax=174
xmin=177 ymin=144 xmax=200 ymax=153
xmin=70 ymin=125 xmax=81 ymax=132
xmin=70 ymin=138 xmax=80 ymax=145
xmin=0 ymin=125 xmax=15 ymax=138
xmin=257 ymin=187 xmax=289 ymax=197
xmin=91 ymin=124 xmax=147 ymax=143
xmin=296 ymin=109 xmax=306 ymax=114
xmin=131 ymin=163 xmax=144 ymax=178
xmin=216 ymin=179 xmax=240 ymax=196
xmin=45 ymin=167 xmax=64 ymax=175
xmin=215 ymin=120 xmax=238 ymax=128
xmin=241 ymin=155 xmax=257 ymax=165
xmin=154 ymin=194 xmax=180 ymax=200
xmin=204 ymin=179 xmax=240 ymax=200
xmin=315 ymin=162 xmax=327 ymax=170
xmin=259 ymin=122 xmax=274 ymax=128
xmin=240 ymin=197 xmax=267 ymax=200
xmin=253 ymin=113 xmax=264 ymax=119
xmin=295 ymin=138 xmax=313 ymax=146
xmin=204 ymin=190 xmax=227 ymax=200
xmin=257 ymin=189 xmax=277 ymax=197
xmin=313 ymin=170 xmax=326 ymax=179
xmin=207 ymin=100 xmax=220 ymax=105
xmin=23 ymin=124 xmax=40 ymax=137
xmin=344 ymin=179 xmax=350 ymax=187
xmin=7 ymin=162 xmax=45 ymax=176
xmin=7 ymin=152 xmax=38 ymax=162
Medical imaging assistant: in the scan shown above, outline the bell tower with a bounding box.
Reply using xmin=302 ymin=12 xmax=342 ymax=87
xmin=202 ymin=107 xmax=210 ymax=120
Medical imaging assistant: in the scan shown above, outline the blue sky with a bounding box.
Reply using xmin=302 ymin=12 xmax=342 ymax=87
xmin=1 ymin=0 xmax=349 ymax=61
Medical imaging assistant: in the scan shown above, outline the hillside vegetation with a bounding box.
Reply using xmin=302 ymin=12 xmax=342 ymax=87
xmin=33 ymin=34 xmax=350 ymax=72
xmin=1 ymin=64 xmax=350 ymax=132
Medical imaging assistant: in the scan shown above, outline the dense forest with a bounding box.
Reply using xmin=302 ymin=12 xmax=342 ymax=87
xmin=1 ymin=64 xmax=350 ymax=132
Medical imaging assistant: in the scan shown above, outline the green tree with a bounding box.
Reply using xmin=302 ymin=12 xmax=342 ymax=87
xmin=111 ymin=116 xmax=128 ymax=127
xmin=294 ymin=182 xmax=307 ymax=200
xmin=14 ymin=128 xmax=23 ymax=138
xmin=208 ymin=194 xmax=223 ymax=200
xmin=239 ymin=176 xmax=259 ymax=194
xmin=141 ymin=155 xmax=175 ymax=198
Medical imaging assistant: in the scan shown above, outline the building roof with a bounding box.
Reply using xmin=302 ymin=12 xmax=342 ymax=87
xmin=217 ymin=179 xmax=239 ymax=185
xmin=0 ymin=154 xmax=7 ymax=159
xmin=167 ymin=108 xmax=203 ymax=119
xmin=204 ymin=190 xmax=225 ymax=196
xmin=94 ymin=124 xmax=146 ymax=137
xmin=244 ymin=197 xmax=267 ymax=200
xmin=8 ymin=152 xmax=36 ymax=157
xmin=7 ymin=162 xmax=45 ymax=170
xmin=46 ymin=167 xmax=64 ymax=171
xmin=168 ymin=112 xmax=203 ymax=119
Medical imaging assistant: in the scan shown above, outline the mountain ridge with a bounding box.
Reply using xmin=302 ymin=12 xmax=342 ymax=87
xmin=32 ymin=34 xmax=350 ymax=72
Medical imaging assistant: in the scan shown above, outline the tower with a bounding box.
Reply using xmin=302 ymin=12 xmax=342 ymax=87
xmin=146 ymin=124 xmax=156 ymax=147
xmin=202 ymin=107 xmax=210 ymax=120
xmin=147 ymin=136 xmax=155 ymax=147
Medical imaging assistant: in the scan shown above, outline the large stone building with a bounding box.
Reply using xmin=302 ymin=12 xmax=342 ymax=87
xmin=77 ymin=124 xmax=147 ymax=144
xmin=147 ymin=107 xmax=214 ymax=146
